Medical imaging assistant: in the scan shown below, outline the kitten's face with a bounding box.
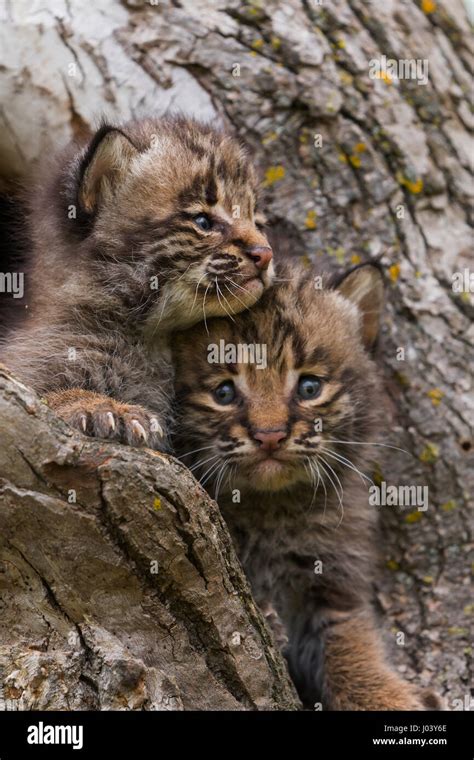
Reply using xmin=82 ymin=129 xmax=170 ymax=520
xmin=173 ymin=266 xmax=383 ymax=496
xmin=72 ymin=117 xmax=273 ymax=332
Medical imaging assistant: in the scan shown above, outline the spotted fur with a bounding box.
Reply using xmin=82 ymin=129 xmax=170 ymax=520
xmin=172 ymin=263 xmax=439 ymax=710
xmin=0 ymin=115 xmax=273 ymax=447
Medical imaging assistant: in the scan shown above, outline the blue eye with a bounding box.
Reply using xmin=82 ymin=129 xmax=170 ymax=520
xmin=194 ymin=214 xmax=212 ymax=231
xmin=213 ymin=381 xmax=236 ymax=405
xmin=297 ymin=375 xmax=322 ymax=400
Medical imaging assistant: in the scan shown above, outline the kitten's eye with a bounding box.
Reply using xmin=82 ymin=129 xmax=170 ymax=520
xmin=194 ymin=214 xmax=213 ymax=232
xmin=213 ymin=381 xmax=236 ymax=405
xmin=297 ymin=375 xmax=322 ymax=400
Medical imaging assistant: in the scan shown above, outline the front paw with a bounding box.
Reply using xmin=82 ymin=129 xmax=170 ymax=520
xmin=46 ymin=391 xmax=165 ymax=449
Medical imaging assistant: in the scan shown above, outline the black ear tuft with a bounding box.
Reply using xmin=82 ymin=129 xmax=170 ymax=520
xmin=76 ymin=124 xmax=139 ymax=215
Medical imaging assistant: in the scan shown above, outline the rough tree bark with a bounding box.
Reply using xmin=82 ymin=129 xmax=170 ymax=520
xmin=0 ymin=368 xmax=299 ymax=709
xmin=0 ymin=0 xmax=472 ymax=709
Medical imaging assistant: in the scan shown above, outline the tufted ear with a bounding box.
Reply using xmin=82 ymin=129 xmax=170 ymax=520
xmin=334 ymin=263 xmax=384 ymax=350
xmin=77 ymin=125 xmax=139 ymax=213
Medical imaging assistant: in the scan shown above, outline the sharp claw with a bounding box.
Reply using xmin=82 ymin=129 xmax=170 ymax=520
xmin=79 ymin=414 xmax=87 ymax=433
xmin=131 ymin=419 xmax=147 ymax=443
xmin=106 ymin=411 xmax=116 ymax=432
xmin=150 ymin=417 xmax=164 ymax=438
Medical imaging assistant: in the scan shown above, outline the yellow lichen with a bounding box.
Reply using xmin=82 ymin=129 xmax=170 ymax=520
xmin=251 ymin=38 xmax=264 ymax=50
xmin=375 ymin=70 xmax=393 ymax=85
xmin=271 ymin=36 xmax=281 ymax=50
xmin=338 ymin=152 xmax=348 ymax=163
xmin=263 ymin=165 xmax=285 ymax=187
xmin=419 ymin=442 xmax=440 ymax=464
xmin=337 ymin=38 xmax=346 ymax=49
xmin=405 ymin=510 xmax=423 ymax=523
xmin=262 ymin=131 xmax=278 ymax=145
xmin=334 ymin=247 xmax=345 ymax=263
xmin=305 ymin=210 xmax=317 ymax=230
xmin=422 ymin=575 xmax=434 ymax=585
xmin=441 ymin=499 xmax=457 ymax=512
xmin=427 ymin=388 xmax=444 ymax=406
xmin=349 ymin=155 xmax=361 ymax=168
xmin=354 ymin=142 xmax=367 ymax=153
xmin=300 ymin=254 xmax=312 ymax=268
xmin=153 ymin=497 xmax=162 ymax=511
xmin=447 ymin=626 xmax=468 ymax=636
xmin=399 ymin=175 xmax=424 ymax=194
xmin=373 ymin=465 xmax=384 ymax=487
xmin=463 ymin=604 xmax=474 ymax=615
xmin=388 ymin=263 xmax=401 ymax=283
xmin=386 ymin=559 xmax=400 ymax=571
xmin=339 ymin=70 xmax=353 ymax=86
xmin=421 ymin=0 xmax=436 ymax=13
xmin=394 ymin=371 xmax=410 ymax=388
xmin=351 ymin=254 xmax=361 ymax=265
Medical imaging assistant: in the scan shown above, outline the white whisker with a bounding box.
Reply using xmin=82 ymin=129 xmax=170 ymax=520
xmin=215 ymin=280 xmax=235 ymax=322
xmin=189 ymin=453 xmax=219 ymax=473
xmin=319 ymin=446 xmax=374 ymax=488
xmin=202 ymin=282 xmax=211 ymax=335
xmin=224 ymin=281 xmax=251 ymax=312
xmin=178 ymin=444 xmax=216 ymax=460
xmin=325 ymin=439 xmax=412 ymax=457
xmin=318 ymin=455 xmax=344 ymax=529
xmin=200 ymin=457 xmax=223 ymax=488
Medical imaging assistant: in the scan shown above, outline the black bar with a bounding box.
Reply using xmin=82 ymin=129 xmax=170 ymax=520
xmin=0 ymin=710 xmax=471 ymax=758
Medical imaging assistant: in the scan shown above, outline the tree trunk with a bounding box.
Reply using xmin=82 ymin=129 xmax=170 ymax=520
xmin=0 ymin=367 xmax=299 ymax=709
xmin=0 ymin=0 xmax=472 ymax=709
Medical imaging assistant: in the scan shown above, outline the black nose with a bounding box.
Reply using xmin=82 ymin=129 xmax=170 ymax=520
xmin=246 ymin=245 xmax=273 ymax=271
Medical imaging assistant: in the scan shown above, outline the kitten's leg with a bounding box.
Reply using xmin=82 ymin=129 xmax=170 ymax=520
xmin=45 ymin=389 xmax=165 ymax=449
xmin=287 ymin=607 xmax=440 ymax=711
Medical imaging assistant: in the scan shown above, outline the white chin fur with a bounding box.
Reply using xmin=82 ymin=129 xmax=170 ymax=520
xmin=144 ymin=273 xmax=267 ymax=335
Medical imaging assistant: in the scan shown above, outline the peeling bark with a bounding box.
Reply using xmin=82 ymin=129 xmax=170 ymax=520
xmin=0 ymin=0 xmax=472 ymax=709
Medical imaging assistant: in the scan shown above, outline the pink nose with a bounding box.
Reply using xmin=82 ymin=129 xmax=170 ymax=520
xmin=253 ymin=429 xmax=286 ymax=452
xmin=247 ymin=246 xmax=273 ymax=271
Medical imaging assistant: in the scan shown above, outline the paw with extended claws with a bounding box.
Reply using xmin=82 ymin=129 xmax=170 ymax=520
xmin=45 ymin=389 xmax=165 ymax=449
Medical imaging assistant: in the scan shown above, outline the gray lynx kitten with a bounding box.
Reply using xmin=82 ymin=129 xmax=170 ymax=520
xmin=0 ymin=116 xmax=273 ymax=448
xmin=172 ymin=263 xmax=440 ymax=711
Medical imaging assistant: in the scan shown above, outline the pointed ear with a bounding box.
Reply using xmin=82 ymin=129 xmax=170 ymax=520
xmin=334 ymin=264 xmax=384 ymax=350
xmin=77 ymin=126 xmax=139 ymax=213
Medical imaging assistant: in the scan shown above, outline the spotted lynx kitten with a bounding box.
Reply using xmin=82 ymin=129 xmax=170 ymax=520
xmin=0 ymin=116 xmax=273 ymax=448
xmin=172 ymin=263 xmax=439 ymax=710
